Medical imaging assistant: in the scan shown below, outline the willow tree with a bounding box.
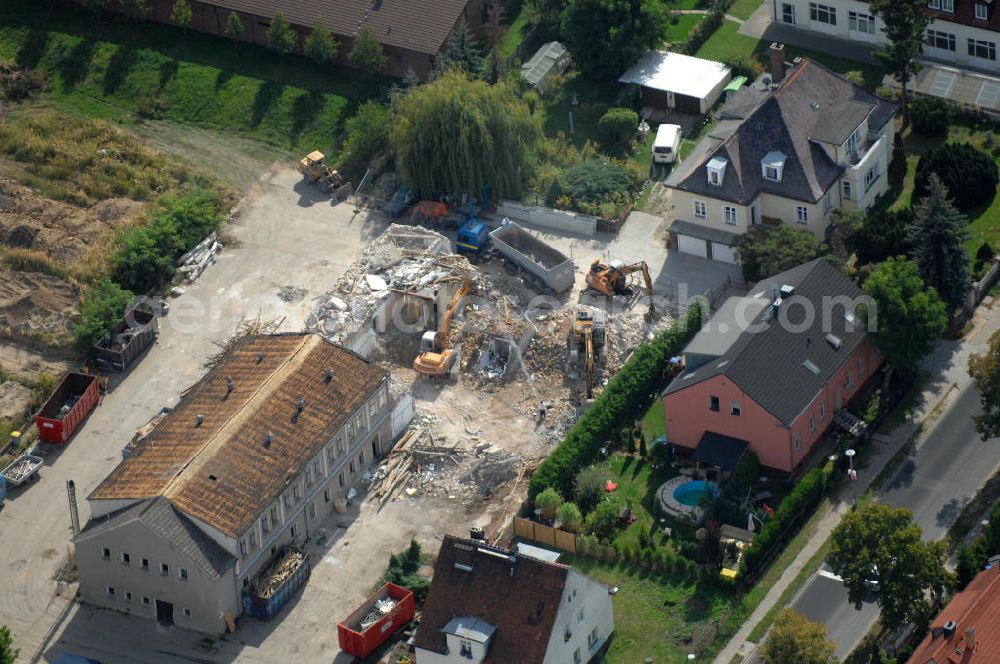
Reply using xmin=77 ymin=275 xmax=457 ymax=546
xmin=391 ymin=70 xmax=541 ymax=200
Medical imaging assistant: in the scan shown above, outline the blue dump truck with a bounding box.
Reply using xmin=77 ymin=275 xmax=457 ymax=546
xmin=455 ymin=219 xmax=490 ymax=258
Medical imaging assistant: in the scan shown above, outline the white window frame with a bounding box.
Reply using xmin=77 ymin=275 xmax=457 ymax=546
xmin=848 ymin=10 xmax=875 ymax=34
xmin=820 ymin=401 xmax=826 ymax=420
xmin=731 ymin=400 xmax=741 ymax=416
xmin=709 ymin=170 xmax=720 ymax=186
xmin=976 ymin=2 xmax=989 ymax=20
xmin=693 ymin=200 xmax=707 ymax=219
xmin=809 ymin=2 xmax=837 ymax=25
xmin=121 ymin=552 xmax=130 ymax=566
xmin=926 ymin=29 xmax=956 ymax=51
xmin=842 ymin=180 xmax=852 ymax=200
xmin=845 ymin=368 xmax=853 ymax=388
xmin=968 ymin=38 xmax=997 ymax=61
xmin=824 ymin=189 xmax=833 ymax=213
xmin=782 ymin=2 xmax=796 ymax=24
xmin=864 ymin=162 xmax=880 ymax=192
xmin=763 ymin=165 xmax=780 ymax=181
xmin=724 ymin=206 xmax=737 ymax=225
xmin=796 ymin=206 xmax=808 ymax=224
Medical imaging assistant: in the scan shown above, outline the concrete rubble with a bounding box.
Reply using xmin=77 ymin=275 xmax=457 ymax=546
xmin=176 ymin=232 xmax=222 ymax=283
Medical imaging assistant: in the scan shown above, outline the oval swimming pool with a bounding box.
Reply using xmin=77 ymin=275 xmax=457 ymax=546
xmin=672 ymin=480 xmax=717 ymax=507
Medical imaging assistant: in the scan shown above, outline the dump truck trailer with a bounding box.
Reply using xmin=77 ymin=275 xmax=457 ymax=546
xmin=1 ymin=453 xmax=43 ymax=487
xmin=489 ymin=222 xmax=575 ymax=293
xmin=94 ymin=307 xmax=158 ymax=372
xmin=35 ymin=373 xmax=100 ymax=445
xmin=337 ymin=582 xmax=415 ymax=659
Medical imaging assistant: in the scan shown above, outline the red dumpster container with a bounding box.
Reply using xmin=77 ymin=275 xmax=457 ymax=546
xmin=338 ymin=583 xmax=415 ymax=659
xmin=35 ymin=372 xmax=100 ymax=445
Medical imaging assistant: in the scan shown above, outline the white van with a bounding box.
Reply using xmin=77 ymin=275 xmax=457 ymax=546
xmin=652 ymin=123 xmax=682 ymax=164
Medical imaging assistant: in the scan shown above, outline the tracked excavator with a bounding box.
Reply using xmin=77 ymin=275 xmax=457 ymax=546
xmin=567 ymin=307 xmax=607 ymax=399
xmin=412 ymin=280 xmax=472 ymax=376
xmin=585 ymin=259 xmax=656 ymax=316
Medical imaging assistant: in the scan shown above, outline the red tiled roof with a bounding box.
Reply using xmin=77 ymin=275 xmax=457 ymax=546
xmin=415 ymin=536 xmax=569 ymax=663
xmin=908 ymin=565 xmax=1000 ymax=663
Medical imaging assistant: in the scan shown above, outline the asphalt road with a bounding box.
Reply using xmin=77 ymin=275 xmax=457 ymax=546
xmin=791 ymin=383 xmax=1000 ymax=660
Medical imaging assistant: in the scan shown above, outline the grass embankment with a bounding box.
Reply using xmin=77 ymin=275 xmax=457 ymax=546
xmin=0 ymin=0 xmax=386 ymax=152
xmin=728 ymin=0 xmax=766 ymax=20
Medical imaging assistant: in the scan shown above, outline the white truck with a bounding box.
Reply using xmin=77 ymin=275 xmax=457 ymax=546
xmin=652 ymin=123 xmax=682 ymax=164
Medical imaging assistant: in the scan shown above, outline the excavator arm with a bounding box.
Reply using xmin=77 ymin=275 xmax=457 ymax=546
xmin=435 ymin=280 xmax=471 ymax=352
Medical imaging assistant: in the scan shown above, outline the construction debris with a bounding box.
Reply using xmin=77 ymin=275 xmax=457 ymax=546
xmin=176 ymin=232 xmax=222 ymax=283
xmin=252 ymin=549 xmax=307 ymax=600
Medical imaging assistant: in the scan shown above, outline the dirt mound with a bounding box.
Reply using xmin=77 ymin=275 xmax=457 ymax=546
xmin=0 ymin=178 xmax=143 ymax=264
xmin=0 ymin=270 xmax=77 ymax=345
xmin=0 ymin=381 xmax=33 ymax=420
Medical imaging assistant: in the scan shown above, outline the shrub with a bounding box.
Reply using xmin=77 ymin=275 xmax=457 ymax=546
xmin=914 ymin=143 xmax=999 ymax=211
xmin=910 ymin=97 xmax=953 ymax=137
xmin=523 ymin=90 xmax=540 ymax=115
xmin=380 ymin=539 xmax=430 ymax=601
xmin=536 ymin=487 xmax=564 ymax=521
xmin=574 ymin=465 xmax=609 ymax=513
xmin=564 ymin=160 xmax=633 ymax=205
xmin=725 ymin=450 xmax=761 ymax=499
xmin=598 ymin=107 xmax=639 ymax=146
xmin=976 ymin=241 xmax=995 ymax=276
xmin=889 ymin=133 xmax=907 ymax=191
xmin=529 ymin=302 xmax=705 ymax=499
xmin=739 ymin=467 xmax=828 ymax=580
xmin=72 ymin=279 xmax=133 ymax=354
xmin=585 ymin=499 xmax=621 ymax=541
xmin=112 ymin=189 xmax=224 ymax=294
xmin=339 ymin=101 xmax=392 ymax=180
xmin=557 ymin=502 xmax=583 ymax=532
xmin=956 ymin=538 xmax=986 ymax=590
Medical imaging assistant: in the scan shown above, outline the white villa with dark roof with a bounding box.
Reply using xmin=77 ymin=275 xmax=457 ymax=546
xmin=664 ymin=46 xmax=897 ymax=263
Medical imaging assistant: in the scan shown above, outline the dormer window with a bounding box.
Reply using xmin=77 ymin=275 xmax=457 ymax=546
xmin=761 ymin=151 xmax=786 ymax=182
xmin=706 ymin=156 xmax=728 ymax=186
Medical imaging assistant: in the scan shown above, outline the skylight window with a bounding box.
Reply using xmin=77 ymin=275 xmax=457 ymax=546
xmin=803 ymin=360 xmax=820 ymax=375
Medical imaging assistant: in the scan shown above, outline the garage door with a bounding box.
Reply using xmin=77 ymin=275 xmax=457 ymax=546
xmin=677 ymin=234 xmax=708 ymax=258
xmin=711 ymin=242 xmax=739 ymax=264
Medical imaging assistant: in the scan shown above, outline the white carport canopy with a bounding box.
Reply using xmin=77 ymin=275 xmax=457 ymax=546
xmin=618 ymin=50 xmax=731 ymax=99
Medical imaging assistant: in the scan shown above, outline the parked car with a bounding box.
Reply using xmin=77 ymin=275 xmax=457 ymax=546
xmin=383 ymin=186 xmax=415 ymax=218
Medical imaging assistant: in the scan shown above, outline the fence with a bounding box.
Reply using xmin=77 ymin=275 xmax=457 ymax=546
xmin=513 ymin=516 xmax=578 ymax=553
xmin=497 ymin=200 xmax=599 ymax=236
xmin=702 ymin=274 xmax=750 ymax=311
xmin=963 ymin=256 xmax=1000 ymax=317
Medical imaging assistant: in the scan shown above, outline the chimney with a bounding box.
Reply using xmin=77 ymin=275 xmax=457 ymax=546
xmin=769 ymin=43 xmax=786 ymax=84
xmin=966 ymin=626 xmax=976 ymax=651
xmin=195 ymin=414 xmax=204 ymax=427
xmin=67 ymin=480 xmax=80 ymax=537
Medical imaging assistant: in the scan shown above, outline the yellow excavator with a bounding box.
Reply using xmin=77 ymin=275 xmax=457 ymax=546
xmin=413 ymin=280 xmax=472 ymax=376
xmin=568 ymin=307 xmax=607 ymax=399
xmin=585 ymin=259 xmax=655 ymax=316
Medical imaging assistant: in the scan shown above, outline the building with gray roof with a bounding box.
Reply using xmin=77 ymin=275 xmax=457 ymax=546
xmin=665 ymin=46 xmax=897 ymax=264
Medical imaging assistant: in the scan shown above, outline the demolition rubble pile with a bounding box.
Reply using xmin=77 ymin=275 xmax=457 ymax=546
xmin=359 ymin=597 xmax=398 ymax=631
xmin=306 ymin=224 xmax=471 ymax=345
xmin=251 ymin=549 xmax=306 ymax=599
xmin=367 ymin=422 xmax=524 ymax=506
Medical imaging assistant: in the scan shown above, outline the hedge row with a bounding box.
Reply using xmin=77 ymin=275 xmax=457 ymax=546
xmin=739 ymin=462 xmax=832 ymax=579
xmin=577 ymin=534 xmax=700 ymax=582
xmin=528 ymin=300 xmax=705 ymax=500
xmin=677 ymin=0 xmax=735 ymax=56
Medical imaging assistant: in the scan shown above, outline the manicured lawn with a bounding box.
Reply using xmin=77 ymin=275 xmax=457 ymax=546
xmin=0 ymin=0 xmax=386 ymax=152
xmin=641 ymin=400 xmax=666 ymax=442
xmin=566 ymin=555 xmax=745 ymax=662
xmin=728 ymin=0 xmax=766 ymax=20
xmin=885 ymin=124 xmax=1000 ymax=258
xmin=696 ymin=19 xmax=884 ymax=89
xmin=665 ymin=14 xmax=705 ymax=46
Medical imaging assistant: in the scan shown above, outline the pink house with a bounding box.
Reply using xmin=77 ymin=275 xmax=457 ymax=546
xmin=662 ymin=259 xmax=881 ymax=473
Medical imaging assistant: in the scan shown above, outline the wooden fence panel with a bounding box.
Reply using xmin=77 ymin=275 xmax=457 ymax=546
xmin=554 ymin=529 xmax=577 ymax=553
xmin=514 ymin=517 xmax=535 ymax=540
xmin=533 ymin=523 xmax=557 ymax=547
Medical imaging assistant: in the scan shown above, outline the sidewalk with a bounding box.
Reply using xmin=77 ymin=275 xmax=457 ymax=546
xmin=713 ymin=301 xmax=1000 ymax=664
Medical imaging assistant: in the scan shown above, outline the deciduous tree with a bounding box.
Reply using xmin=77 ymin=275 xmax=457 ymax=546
xmin=735 ymin=225 xmax=820 ymax=283
xmin=759 ymin=609 xmax=836 ymax=664
xmin=338 ymin=101 xmax=392 ymax=180
xmin=224 ymin=11 xmax=245 ymax=47
xmin=969 ymin=330 xmax=1000 ymax=439
xmin=170 ymin=0 xmax=192 ymax=34
xmin=73 ymin=279 xmax=133 ymax=354
xmin=869 ymin=0 xmax=931 ymax=124
xmin=829 ymin=503 xmax=948 ymax=631
xmin=861 ymin=256 xmax=946 ymax=379
xmin=267 ymin=11 xmax=298 ymax=57
xmin=529 ymin=0 xmax=568 ymax=39
xmin=561 ymin=0 xmax=669 ymax=81
xmin=391 ymin=69 xmax=541 ymax=200
xmin=304 ymin=24 xmax=339 ymax=65
xmin=909 ymin=173 xmax=971 ymax=312
xmin=349 ymin=26 xmax=388 ymax=74
xmin=121 ymin=0 xmax=150 ymax=22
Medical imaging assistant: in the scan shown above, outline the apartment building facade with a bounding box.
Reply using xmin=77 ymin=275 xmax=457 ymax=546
xmin=75 ymin=333 xmax=391 ymax=633
xmin=772 ymin=0 xmax=1000 ymax=72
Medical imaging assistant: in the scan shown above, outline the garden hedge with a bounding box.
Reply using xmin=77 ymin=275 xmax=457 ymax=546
xmin=739 ymin=463 xmax=831 ymax=579
xmin=529 ymin=300 xmax=705 ymax=500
